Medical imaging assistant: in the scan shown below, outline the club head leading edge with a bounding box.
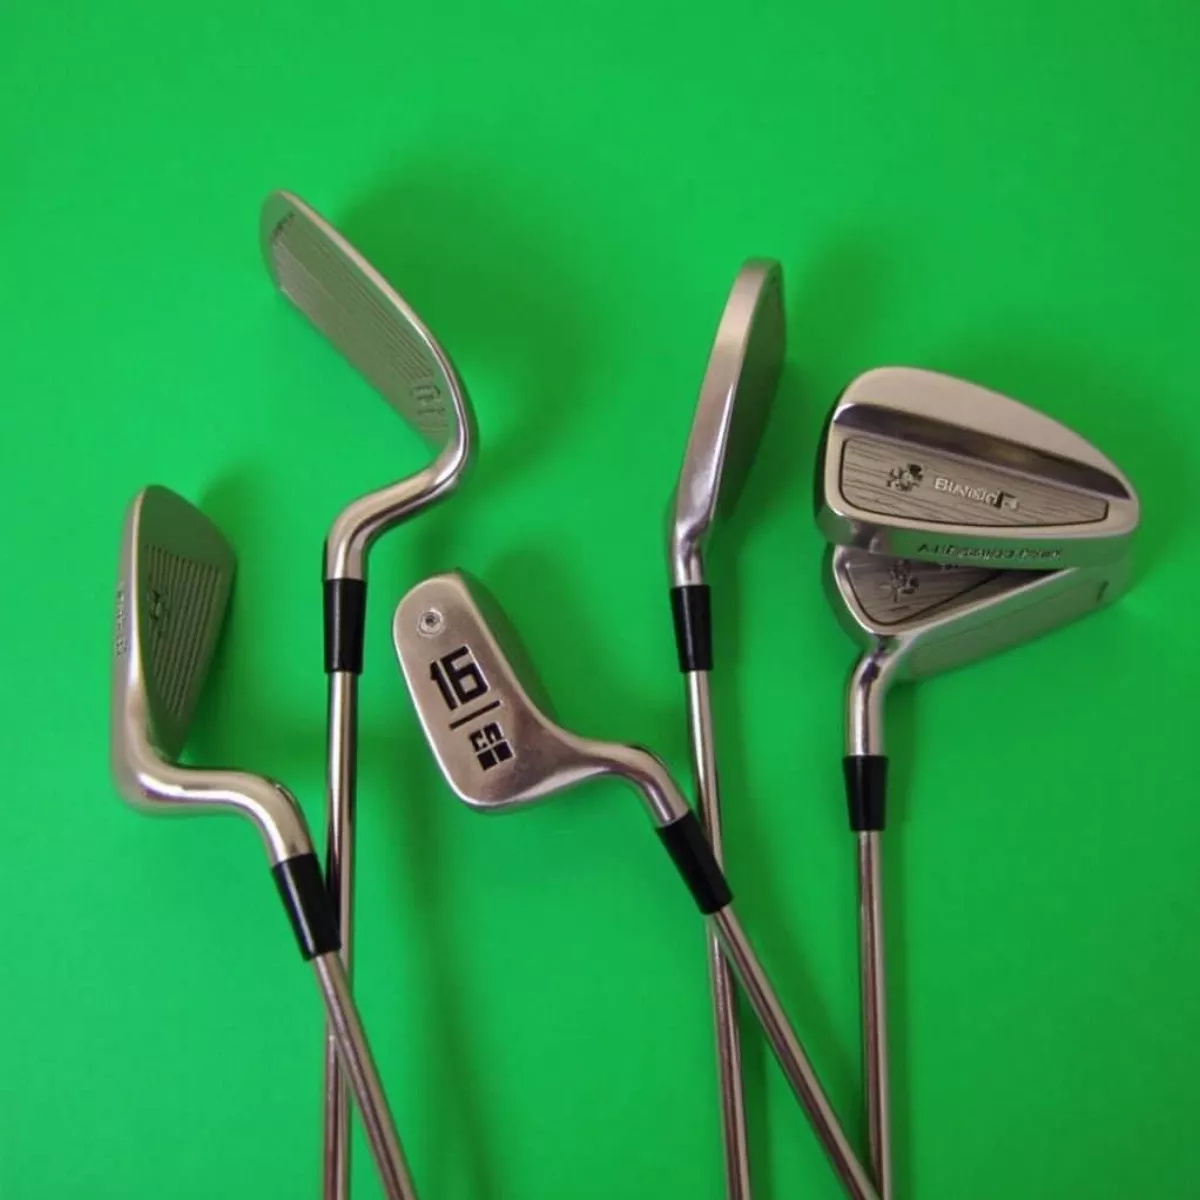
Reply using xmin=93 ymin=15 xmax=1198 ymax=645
xmin=261 ymin=190 xmax=476 ymax=580
xmin=816 ymin=367 xmax=1139 ymax=569
xmin=110 ymin=486 xmax=310 ymax=864
xmin=669 ymin=260 xmax=785 ymax=588
xmin=826 ymin=544 xmax=1132 ymax=757
xmin=392 ymin=572 xmax=687 ymax=828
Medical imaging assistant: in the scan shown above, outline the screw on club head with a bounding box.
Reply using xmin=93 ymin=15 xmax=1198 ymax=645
xmin=417 ymin=609 xmax=444 ymax=637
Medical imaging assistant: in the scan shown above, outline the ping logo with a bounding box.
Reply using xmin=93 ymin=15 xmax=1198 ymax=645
xmin=887 ymin=464 xmax=924 ymax=492
xmin=886 ymin=460 xmax=1020 ymax=511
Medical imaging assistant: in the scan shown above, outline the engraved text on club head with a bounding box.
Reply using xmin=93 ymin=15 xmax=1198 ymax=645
xmin=428 ymin=645 xmax=515 ymax=771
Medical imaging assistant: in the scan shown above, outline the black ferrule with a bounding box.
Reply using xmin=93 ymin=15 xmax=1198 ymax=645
xmin=669 ymin=585 xmax=713 ymax=673
xmin=324 ymin=578 xmax=367 ymax=675
xmin=657 ymin=811 xmax=733 ymax=914
xmin=844 ymin=755 xmax=888 ymax=832
xmin=272 ymin=853 xmax=341 ymax=960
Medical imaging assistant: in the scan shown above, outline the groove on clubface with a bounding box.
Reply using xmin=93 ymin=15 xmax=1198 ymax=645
xmin=142 ymin=540 xmax=225 ymax=732
xmin=269 ymin=211 xmax=448 ymax=436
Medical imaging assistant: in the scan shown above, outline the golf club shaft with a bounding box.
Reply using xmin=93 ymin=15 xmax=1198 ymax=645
xmin=324 ymin=670 xmax=358 ymax=1200
xmin=709 ymin=906 xmax=879 ymax=1200
xmin=313 ymin=952 xmax=417 ymax=1200
xmin=686 ymin=671 xmax=751 ymax=1200
xmin=857 ymin=831 xmax=891 ymax=1199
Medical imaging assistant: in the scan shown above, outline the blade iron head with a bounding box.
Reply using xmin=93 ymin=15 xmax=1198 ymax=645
xmin=110 ymin=486 xmax=310 ymax=863
xmin=392 ymin=572 xmax=686 ymax=827
xmin=670 ymin=260 xmax=785 ymax=586
xmin=261 ymin=190 xmax=469 ymax=445
xmin=815 ymin=367 xmax=1139 ymax=569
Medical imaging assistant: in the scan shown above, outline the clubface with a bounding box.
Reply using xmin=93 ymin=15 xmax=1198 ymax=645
xmin=670 ymin=260 xmax=785 ymax=587
xmin=261 ymin=189 xmax=476 ymax=583
xmin=261 ymin=190 xmax=471 ymax=443
xmin=111 ymin=486 xmax=235 ymax=773
xmin=816 ymin=367 xmax=1139 ymax=569
xmin=393 ymin=572 xmax=683 ymax=826
xmin=826 ymin=544 xmax=1131 ymax=754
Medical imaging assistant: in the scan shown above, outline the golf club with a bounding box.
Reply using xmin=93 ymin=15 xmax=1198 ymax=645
xmin=262 ymin=189 xmax=476 ymax=1200
xmin=815 ymin=367 xmax=1138 ymax=568
xmin=110 ymin=485 xmax=419 ymax=1200
xmin=391 ymin=571 xmax=881 ymax=1200
xmin=668 ymin=259 xmax=785 ymax=1200
xmin=826 ymin=544 xmax=1136 ymax=1199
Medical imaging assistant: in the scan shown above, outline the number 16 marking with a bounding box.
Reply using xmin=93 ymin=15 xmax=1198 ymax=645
xmin=430 ymin=646 xmax=489 ymax=710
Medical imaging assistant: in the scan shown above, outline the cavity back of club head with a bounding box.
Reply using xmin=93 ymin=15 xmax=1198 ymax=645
xmin=669 ymin=260 xmax=785 ymax=588
xmin=261 ymin=189 xmax=468 ymax=446
xmin=816 ymin=368 xmax=1139 ymax=569
xmin=826 ymin=544 xmax=1131 ymax=686
xmin=393 ymin=572 xmax=686 ymax=826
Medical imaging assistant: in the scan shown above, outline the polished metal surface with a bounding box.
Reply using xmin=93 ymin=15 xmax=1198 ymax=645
xmin=323 ymin=672 xmax=358 ymax=1200
xmin=393 ymin=570 xmax=878 ymax=1200
xmin=111 ymin=486 xmax=309 ymax=865
xmin=668 ymin=260 xmax=784 ymax=587
xmin=828 ymin=540 xmax=1134 ymax=1200
xmin=261 ymin=189 xmax=475 ymax=583
xmin=857 ymin=832 xmax=891 ymax=1200
xmin=668 ymin=261 xmax=784 ymax=1199
xmin=711 ymin=907 xmax=879 ymax=1200
xmin=313 ymin=953 xmax=419 ymax=1200
xmin=263 ymin=189 xmax=475 ymax=1200
xmin=689 ymin=673 xmax=751 ymax=1200
xmin=393 ymin=572 xmax=688 ymax=828
xmin=816 ymin=367 xmax=1139 ymax=568
xmin=110 ymin=487 xmax=418 ymax=1200
xmin=828 ymin=545 xmax=1131 ymax=756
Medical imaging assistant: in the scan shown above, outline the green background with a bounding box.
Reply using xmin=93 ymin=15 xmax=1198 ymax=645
xmin=2 ymin=1 xmax=1197 ymax=1197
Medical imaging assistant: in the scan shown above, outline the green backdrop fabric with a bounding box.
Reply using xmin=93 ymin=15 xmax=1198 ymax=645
xmin=2 ymin=2 xmax=1197 ymax=1197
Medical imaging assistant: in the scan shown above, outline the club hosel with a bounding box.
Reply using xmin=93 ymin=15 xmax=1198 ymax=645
xmin=121 ymin=730 xmax=314 ymax=866
xmin=323 ymin=434 xmax=471 ymax=583
xmin=847 ymin=644 xmax=909 ymax=758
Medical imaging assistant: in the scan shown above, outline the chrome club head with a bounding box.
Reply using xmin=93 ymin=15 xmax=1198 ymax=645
xmin=261 ymin=190 xmax=476 ymax=580
xmin=110 ymin=486 xmax=310 ymax=864
xmin=392 ymin=572 xmax=688 ymax=829
xmin=827 ymin=544 xmax=1132 ymax=756
xmin=669 ymin=260 xmax=785 ymax=589
xmin=815 ymin=368 xmax=1139 ymax=569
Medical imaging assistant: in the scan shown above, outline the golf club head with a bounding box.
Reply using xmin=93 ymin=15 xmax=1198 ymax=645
xmin=826 ymin=544 xmax=1132 ymax=755
xmin=393 ymin=572 xmax=686 ymax=828
xmin=110 ymin=486 xmax=310 ymax=864
xmin=261 ymin=190 xmax=476 ymax=579
xmin=815 ymin=368 xmax=1139 ymax=569
xmin=669 ymin=260 xmax=786 ymax=587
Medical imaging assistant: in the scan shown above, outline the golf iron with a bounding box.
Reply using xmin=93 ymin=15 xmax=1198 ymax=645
xmin=815 ymin=367 xmax=1139 ymax=569
xmin=262 ymin=189 xmax=476 ymax=1200
xmin=392 ymin=571 xmax=881 ymax=1200
xmin=826 ymin=542 xmax=1136 ymax=1199
xmin=668 ymin=259 xmax=785 ymax=1200
xmin=110 ymin=485 xmax=419 ymax=1200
